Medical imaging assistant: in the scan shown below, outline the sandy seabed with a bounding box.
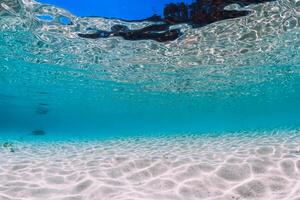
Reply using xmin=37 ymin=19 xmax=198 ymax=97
xmin=0 ymin=130 xmax=300 ymax=200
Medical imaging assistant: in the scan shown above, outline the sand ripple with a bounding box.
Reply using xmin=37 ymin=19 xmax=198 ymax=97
xmin=0 ymin=130 xmax=300 ymax=200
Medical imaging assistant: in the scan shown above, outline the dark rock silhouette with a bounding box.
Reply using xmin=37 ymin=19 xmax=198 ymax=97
xmin=3 ymin=142 xmax=13 ymax=148
xmin=78 ymin=0 xmax=276 ymax=42
xmin=2 ymin=142 xmax=15 ymax=152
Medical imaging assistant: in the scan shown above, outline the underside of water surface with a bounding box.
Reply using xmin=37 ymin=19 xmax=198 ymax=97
xmin=1 ymin=0 xmax=300 ymax=199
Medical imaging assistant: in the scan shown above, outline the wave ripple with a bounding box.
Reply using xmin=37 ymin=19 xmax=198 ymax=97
xmin=1 ymin=0 xmax=300 ymax=94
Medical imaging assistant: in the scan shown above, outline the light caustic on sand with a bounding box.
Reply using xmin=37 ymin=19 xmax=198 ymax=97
xmin=1 ymin=130 xmax=300 ymax=200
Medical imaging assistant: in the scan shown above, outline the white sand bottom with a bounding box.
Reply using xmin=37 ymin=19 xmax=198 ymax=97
xmin=1 ymin=130 xmax=300 ymax=200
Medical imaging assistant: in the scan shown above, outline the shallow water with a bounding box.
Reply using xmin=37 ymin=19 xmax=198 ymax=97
xmin=1 ymin=0 xmax=300 ymax=199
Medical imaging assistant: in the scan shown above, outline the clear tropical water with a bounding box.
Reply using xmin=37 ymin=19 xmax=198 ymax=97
xmin=0 ymin=0 xmax=300 ymax=199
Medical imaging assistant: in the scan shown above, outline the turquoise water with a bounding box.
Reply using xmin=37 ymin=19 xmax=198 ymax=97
xmin=2 ymin=1 xmax=300 ymax=199
xmin=1 ymin=58 xmax=300 ymax=140
xmin=2 ymin=58 xmax=300 ymax=139
xmin=0 ymin=0 xmax=300 ymax=141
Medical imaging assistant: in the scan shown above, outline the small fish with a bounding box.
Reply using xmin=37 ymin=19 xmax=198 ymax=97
xmin=31 ymin=129 xmax=46 ymax=136
xmin=37 ymin=91 xmax=48 ymax=95
xmin=35 ymin=107 xmax=49 ymax=115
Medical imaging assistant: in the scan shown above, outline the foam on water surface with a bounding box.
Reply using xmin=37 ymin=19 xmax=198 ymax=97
xmin=1 ymin=130 xmax=300 ymax=200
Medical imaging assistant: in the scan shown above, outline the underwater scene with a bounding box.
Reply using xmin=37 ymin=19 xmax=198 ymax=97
xmin=1 ymin=0 xmax=300 ymax=199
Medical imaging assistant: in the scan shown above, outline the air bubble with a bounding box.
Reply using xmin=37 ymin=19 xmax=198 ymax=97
xmin=282 ymin=17 xmax=298 ymax=31
xmin=58 ymin=16 xmax=72 ymax=25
